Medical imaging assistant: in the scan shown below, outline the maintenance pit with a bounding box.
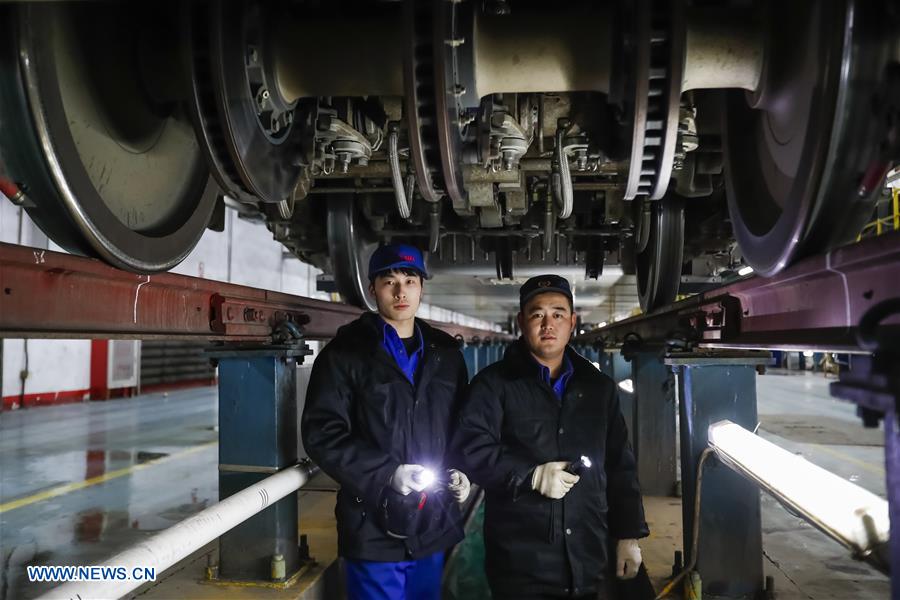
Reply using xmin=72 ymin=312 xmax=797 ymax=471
xmin=0 ymin=366 xmax=890 ymax=599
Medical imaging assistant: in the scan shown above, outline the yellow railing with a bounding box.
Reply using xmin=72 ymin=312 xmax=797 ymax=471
xmin=858 ymin=188 xmax=900 ymax=239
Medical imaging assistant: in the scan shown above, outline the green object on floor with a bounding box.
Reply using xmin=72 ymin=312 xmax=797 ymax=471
xmin=443 ymin=502 xmax=492 ymax=600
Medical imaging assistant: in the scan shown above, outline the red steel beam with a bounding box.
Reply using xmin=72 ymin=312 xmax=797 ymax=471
xmin=579 ymin=232 xmax=900 ymax=352
xmin=0 ymin=243 xmax=510 ymax=342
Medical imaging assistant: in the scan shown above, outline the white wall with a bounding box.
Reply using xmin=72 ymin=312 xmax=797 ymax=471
xmin=1 ymin=197 xmax=494 ymax=400
xmin=1 ymin=339 xmax=92 ymax=400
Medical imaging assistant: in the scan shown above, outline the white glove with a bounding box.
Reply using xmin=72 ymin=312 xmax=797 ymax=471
xmin=447 ymin=469 xmax=471 ymax=504
xmin=531 ymin=461 xmax=580 ymax=499
xmin=616 ymin=538 xmax=642 ymax=579
xmin=390 ymin=464 xmax=429 ymax=495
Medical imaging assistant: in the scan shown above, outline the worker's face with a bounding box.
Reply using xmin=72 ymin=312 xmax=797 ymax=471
xmin=369 ymin=271 xmax=422 ymax=323
xmin=518 ymin=292 xmax=577 ymax=361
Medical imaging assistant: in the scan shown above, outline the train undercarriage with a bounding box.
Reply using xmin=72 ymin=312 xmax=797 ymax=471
xmin=1 ymin=0 xmax=898 ymax=314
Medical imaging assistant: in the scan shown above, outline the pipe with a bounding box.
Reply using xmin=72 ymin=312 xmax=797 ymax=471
xmin=38 ymin=462 xmax=318 ymax=600
xmin=655 ymin=448 xmax=713 ymax=599
xmin=388 ymin=123 xmax=412 ymax=219
xmin=428 ymin=203 xmax=441 ymax=254
xmin=313 ymin=159 xmax=620 ymax=179
xmin=553 ymin=119 xmax=574 ymax=219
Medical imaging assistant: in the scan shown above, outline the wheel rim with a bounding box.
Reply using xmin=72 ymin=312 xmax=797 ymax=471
xmin=199 ymin=0 xmax=311 ymax=205
xmin=327 ymin=196 xmax=378 ymax=311
xmin=723 ymin=0 xmax=890 ymax=275
xmin=635 ymin=198 xmax=684 ymax=312
xmin=0 ymin=3 xmax=215 ymax=272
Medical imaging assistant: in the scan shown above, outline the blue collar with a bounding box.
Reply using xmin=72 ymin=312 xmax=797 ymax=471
xmin=380 ymin=319 xmax=424 ymax=385
xmin=533 ymin=352 xmax=575 ymax=400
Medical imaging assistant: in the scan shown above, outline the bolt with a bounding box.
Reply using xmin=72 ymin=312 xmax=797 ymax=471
xmin=205 ymin=554 xmax=219 ymax=580
xmin=271 ymin=553 xmax=286 ymax=581
xmin=576 ymin=149 xmax=588 ymax=171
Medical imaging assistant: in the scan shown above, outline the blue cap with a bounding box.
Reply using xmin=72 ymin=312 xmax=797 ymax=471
xmin=519 ymin=274 xmax=574 ymax=310
xmin=368 ymin=244 xmax=430 ymax=280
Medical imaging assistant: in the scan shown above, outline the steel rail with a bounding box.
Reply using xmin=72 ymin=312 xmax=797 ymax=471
xmin=0 ymin=242 xmax=511 ymax=342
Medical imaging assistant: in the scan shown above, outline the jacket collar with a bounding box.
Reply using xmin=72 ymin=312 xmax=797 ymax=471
xmin=355 ymin=311 xmax=457 ymax=350
xmin=503 ymin=338 xmax=594 ymax=381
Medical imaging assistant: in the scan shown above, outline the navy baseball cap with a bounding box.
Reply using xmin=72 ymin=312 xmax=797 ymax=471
xmin=368 ymin=243 xmax=430 ymax=280
xmin=519 ymin=274 xmax=574 ymax=310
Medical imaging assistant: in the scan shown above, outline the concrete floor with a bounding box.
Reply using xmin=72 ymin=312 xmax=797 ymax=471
xmin=0 ymin=370 xmax=890 ymax=599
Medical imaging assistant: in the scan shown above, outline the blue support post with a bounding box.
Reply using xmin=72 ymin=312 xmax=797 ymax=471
xmin=630 ymin=352 xmax=677 ymax=496
xmin=462 ymin=344 xmax=478 ymax=379
xmin=598 ymin=350 xmax=631 ymax=384
xmin=478 ymin=343 xmax=490 ymax=373
xmin=667 ymin=354 xmax=770 ymax=599
xmin=213 ymin=347 xmax=308 ymax=583
xmin=599 ymin=351 xmax=634 ymax=428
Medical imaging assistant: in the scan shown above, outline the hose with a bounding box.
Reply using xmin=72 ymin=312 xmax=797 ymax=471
xmin=554 ymin=118 xmax=574 ymax=219
xmin=388 ymin=123 xmax=412 ymax=219
xmin=428 ymin=202 xmax=441 ymax=253
xmin=543 ymin=198 xmax=554 ymax=254
xmin=655 ymin=448 xmax=714 ymax=599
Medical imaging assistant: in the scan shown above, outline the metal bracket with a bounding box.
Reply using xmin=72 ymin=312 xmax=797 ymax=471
xmin=210 ymin=294 xmax=311 ymax=338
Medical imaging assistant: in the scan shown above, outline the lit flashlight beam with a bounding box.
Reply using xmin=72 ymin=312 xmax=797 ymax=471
xmin=707 ymin=420 xmax=889 ymax=571
xmin=413 ymin=468 xmax=436 ymax=488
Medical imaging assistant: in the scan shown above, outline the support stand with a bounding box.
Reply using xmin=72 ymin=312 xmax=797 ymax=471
xmin=630 ymin=351 xmax=677 ymax=496
xmin=667 ymin=352 xmax=770 ymax=599
xmin=209 ymin=344 xmax=311 ymax=585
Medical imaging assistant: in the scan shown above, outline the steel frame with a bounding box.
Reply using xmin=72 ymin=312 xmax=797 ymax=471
xmin=581 ymin=231 xmax=900 ymax=353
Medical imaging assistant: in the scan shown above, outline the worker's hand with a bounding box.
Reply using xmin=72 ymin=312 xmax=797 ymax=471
xmin=390 ymin=464 xmax=429 ymax=495
xmin=447 ymin=469 xmax=471 ymax=504
xmin=531 ymin=461 xmax=580 ymax=499
xmin=616 ymin=538 xmax=642 ymax=579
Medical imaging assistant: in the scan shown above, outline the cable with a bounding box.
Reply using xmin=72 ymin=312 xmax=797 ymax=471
xmin=655 ymin=448 xmax=714 ymax=599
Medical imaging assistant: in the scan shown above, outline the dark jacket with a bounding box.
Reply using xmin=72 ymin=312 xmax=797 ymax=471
xmin=453 ymin=340 xmax=649 ymax=598
xmin=301 ymin=312 xmax=468 ymax=561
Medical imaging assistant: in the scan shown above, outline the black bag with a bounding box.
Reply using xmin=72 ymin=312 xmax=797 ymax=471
xmin=378 ymin=487 xmax=459 ymax=540
xmin=378 ymin=488 xmax=430 ymax=539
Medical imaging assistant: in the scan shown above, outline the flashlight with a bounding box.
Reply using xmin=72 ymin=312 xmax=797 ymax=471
xmin=413 ymin=468 xmax=436 ymax=488
xmin=565 ymin=455 xmax=593 ymax=476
